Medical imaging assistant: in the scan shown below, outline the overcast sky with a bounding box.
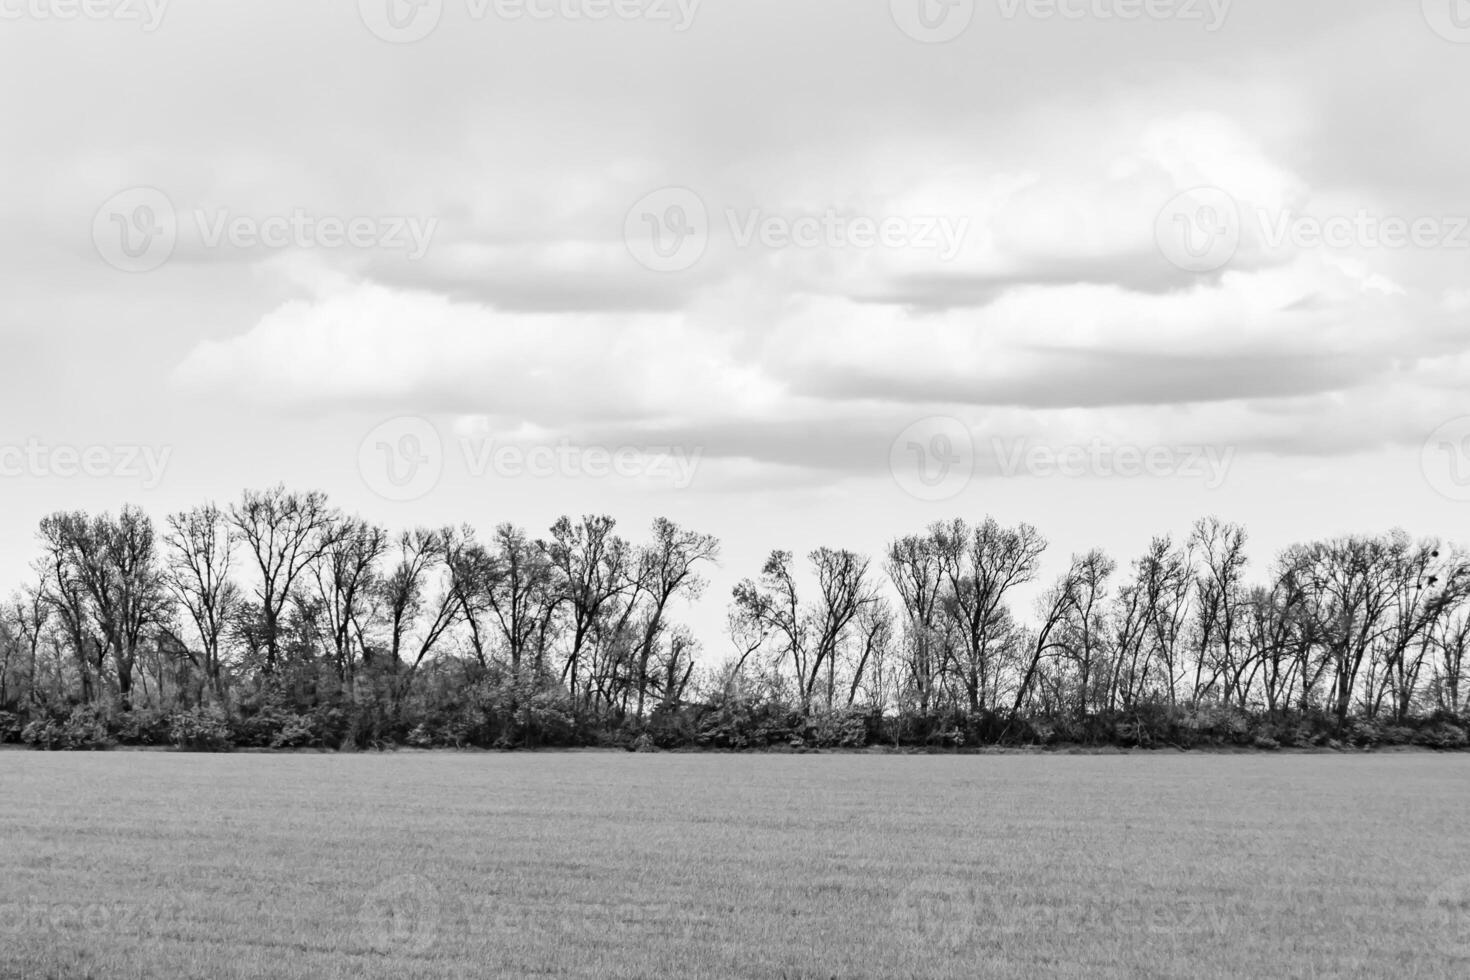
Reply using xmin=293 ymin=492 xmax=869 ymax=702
xmin=2 ymin=0 xmax=1469 ymax=647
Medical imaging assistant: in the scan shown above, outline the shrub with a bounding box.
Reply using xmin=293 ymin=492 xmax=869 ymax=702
xmin=1345 ymin=719 xmax=1383 ymax=748
xmin=693 ymin=695 xmax=802 ymax=749
xmin=1416 ymin=721 xmax=1469 ymax=749
xmin=1378 ymin=725 xmax=1416 ymax=746
xmin=21 ymin=706 xmax=115 ymax=751
xmin=629 ymin=733 xmax=660 ymax=753
xmin=1113 ymin=719 xmax=1143 ymax=747
xmin=523 ymin=689 xmax=578 ymax=746
xmin=1028 ymin=722 xmax=1058 ymax=746
xmin=311 ymin=706 xmax=350 ymax=749
xmin=270 ymin=712 xmax=318 ymax=749
xmin=169 ymin=706 xmax=234 ymax=752
xmin=114 ymin=708 xmax=171 ymax=746
xmin=807 ymin=708 xmax=871 ymax=749
xmin=643 ymin=706 xmax=697 ymax=749
xmin=233 ymin=704 xmax=319 ymax=749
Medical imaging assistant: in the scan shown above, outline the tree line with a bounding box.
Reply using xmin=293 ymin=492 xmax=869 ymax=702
xmin=2 ymin=488 xmax=1468 ymax=752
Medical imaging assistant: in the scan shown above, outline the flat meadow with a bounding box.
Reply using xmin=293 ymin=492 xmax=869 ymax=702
xmin=1 ymin=750 xmax=1468 ymax=979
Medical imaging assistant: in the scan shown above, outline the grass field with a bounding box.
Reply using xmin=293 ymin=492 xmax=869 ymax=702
xmin=2 ymin=750 xmax=1469 ymax=979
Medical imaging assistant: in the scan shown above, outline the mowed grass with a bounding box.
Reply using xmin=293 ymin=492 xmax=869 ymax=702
xmin=2 ymin=751 xmax=1469 ymax=980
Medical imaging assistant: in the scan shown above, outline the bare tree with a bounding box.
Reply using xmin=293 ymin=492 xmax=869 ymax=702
xmin=1008 ymin=554 xmax=1096 ymax=725
xmin=887 ymin=533 xmax=949 ymax=717
xmin=1377 ymin=539 xmax=1470 ymax=721
xmin=933 ymin=518 xmax=1047 ymax=713
xmin=229 ymin=487 xmax=340 ymax=675
xmin=543 ymin=515 xmax=634 ymax=707
xmin=378 ymin=528 xmax=461 ymax=719
xmin=847 ymin=598 xmax=895 ymax=710
xmin=648 ymin=623 xmax=701 ymax=714
xmin=36 ymin=508 xmax=168 ymax=710
xmin=163 ymin=504 xmax=240 ymax=700
xmin=1055 ymin=549 xmax=1114 ymax=716
xmin=1294 ymin=535 xmax=1400 ymax=722
xmin=730 ymin=547 xmax=880 ymax=714
xmin=5 ymin=588 xmax=50 ymax=707
xmin=1433 ymin=606 xmax=1470 ymax=714
xmin=444 ymin=527 xmax=498 ymax=671
xmin=1115 ymin=536 xmax=1193 ymax=706
xmin=36 ymin=514 xmax=107 ymax=702
xmin=311 ymin=517 xmax=388 ymax=687
xmin=485 ymin=523 xmax=560 ymax=720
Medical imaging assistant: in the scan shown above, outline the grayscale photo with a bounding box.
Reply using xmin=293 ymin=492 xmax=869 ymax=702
xmin=3 ymin=1 xmax=1470 ymax=977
